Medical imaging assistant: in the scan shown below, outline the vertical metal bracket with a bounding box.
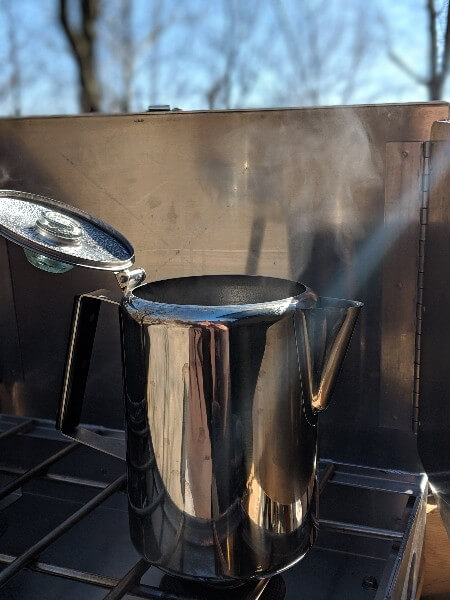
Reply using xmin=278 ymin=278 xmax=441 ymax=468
xmin=413 ymin=141 xmax=432 ymax=433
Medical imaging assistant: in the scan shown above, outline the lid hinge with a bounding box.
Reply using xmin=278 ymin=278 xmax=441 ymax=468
xmin=413 ymin=141 xmax=432 ymax=433
xmin=115 ymin=268 xmax=146 ymax=294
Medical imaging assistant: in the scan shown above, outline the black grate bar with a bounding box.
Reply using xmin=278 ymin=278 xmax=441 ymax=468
xmin=245 ymin=578 xmax=270 ymax=600
xmin=0 ymin=441 xmax=79 ymax=502
xmin=102 ymin=559 xmax=151 ymax=599
xmin=0 ymin=464 xmax=109 ymax=490
xmin=0 ymin=553 xmax=118 ymax=587
xmin=0 ymin=473 xmax=126 ymax=589
xmin=0 ymin=419 xmax=34 ymax=441
xmin=318 ymin=463 xmax=335 ymax=494
xmin=319 ymin=518 xmax=404 ymax=540
xmin=0 ymin=553 xmax=186 ymax=599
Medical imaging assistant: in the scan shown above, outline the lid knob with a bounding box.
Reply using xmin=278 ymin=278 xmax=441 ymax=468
xmin=35 ymin=210 xmax=83 ymax=245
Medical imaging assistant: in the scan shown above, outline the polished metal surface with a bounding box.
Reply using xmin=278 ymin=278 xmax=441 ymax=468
xmin=58 ymin=274 xmax=361 ymax=582
xmin=0 ymin=103 xmax=447 ymax=472
xmin=380 ymin=142 xmax=424 ymax=432
xmin=58 ymin=288 xmax=126 ymax=460
xmin=294 ymin=297 xmax=362 ymax=412
xmin=418 ymin=122 xmax=450 ymax=534
xmin=0 ymin=189 xmax=135 ymax=271
xmin=115 ymin=268 xmax=147 ymax=293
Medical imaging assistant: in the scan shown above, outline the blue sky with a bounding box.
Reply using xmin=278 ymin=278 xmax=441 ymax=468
xmin=0 ymin=0 xmax=447 ymax=116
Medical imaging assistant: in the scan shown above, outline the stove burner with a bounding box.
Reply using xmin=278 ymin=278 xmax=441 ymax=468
xmin=159 ymin=574 xmax=286 ymax=599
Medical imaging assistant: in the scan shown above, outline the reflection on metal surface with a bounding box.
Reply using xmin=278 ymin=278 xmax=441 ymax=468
xmin=56 ymin=272 xmax=360 ymax=582
xmin=247 ymin=577 xmax=271 ymax=600
xmin=123 ymin=275 xmax=323 ymax=578
xmin=244 ymin=464 xmax=309 ymax=534
xmin=295 ymin=297 xmax=363 ymax=412
xmin=23 ymin=248 xmax=74 ymax=274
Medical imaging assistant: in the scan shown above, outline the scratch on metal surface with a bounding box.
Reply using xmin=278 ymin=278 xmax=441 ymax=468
xmin=59 ymin=153 xmax=145 ymax=226
xmin=153 ymin=225 xmax=211 ymax=274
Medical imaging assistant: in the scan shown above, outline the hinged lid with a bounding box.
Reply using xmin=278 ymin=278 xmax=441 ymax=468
xmin=0 ymin=190 xmax=134 ymax=271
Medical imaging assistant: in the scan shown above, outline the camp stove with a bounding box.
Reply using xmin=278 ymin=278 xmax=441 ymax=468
xmin=0 ymin=102 xmax=449 ymax=599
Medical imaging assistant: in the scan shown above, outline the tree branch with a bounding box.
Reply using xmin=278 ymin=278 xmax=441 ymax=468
xmin=82 ymin=0 xmax=99 ymax=44
xmin=441 ymin=0 xmax=450 ymax=77
xmin=388 ymin=50 xmax=428 ymax=85
xmin=428 ymin=0 xmax=438 ymax=80
xmin=59 ymin=0 xmax=81 ymax=61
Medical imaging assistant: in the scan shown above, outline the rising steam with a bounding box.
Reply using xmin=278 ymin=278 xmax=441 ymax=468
xmin=203 ymin=108 xmax=382 ymax=292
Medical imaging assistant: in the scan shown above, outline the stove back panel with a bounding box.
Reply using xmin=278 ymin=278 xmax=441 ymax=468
xmin=0 ymin=103 xmax=448 ymax=471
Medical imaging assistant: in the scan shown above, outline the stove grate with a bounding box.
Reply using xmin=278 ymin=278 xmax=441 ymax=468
xmin=0 ymin=415 xmax=427 ymax=600
xmin=0 ymin=417 xmax=283 ymax=599
xmin=0 ymin=472 xmax=127 ymax=589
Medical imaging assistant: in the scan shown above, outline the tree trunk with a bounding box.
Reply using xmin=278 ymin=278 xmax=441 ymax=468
xmin=390 ymin=0 xmax=450 ymax=101
xmin=429 ymin=75 xmax=443 ymax=101
xmin=59 ymin=0 xmax=101 ymax=112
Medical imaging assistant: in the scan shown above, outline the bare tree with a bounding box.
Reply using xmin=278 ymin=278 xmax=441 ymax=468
xmin=59 ymin=0 xmax=101 ymax=112
xmin=202 ymin=0 xmax=261 ymax=110
xmin=5 ymin=3 xmax=21 ymax=115
xmin=271 ymin=0 xmax=376 ymax=106
xmin=390 ymin=0 xmax=450 ymax=100
xmin=1 ymin=0 xmax=22 ymax=115
xmin=118 ymin=0 xmax=133 ymax=112
xmin=148 ymin=0 xmax=162 ymax=106
xmin=99 ymin=0 xmax=134 ymax=112
xmin=100 ymin=0 xmax=180 ymax=113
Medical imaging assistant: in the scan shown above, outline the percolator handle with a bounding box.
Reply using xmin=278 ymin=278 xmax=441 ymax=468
xmin=56 ymin=289 xmax=126 ymax=460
